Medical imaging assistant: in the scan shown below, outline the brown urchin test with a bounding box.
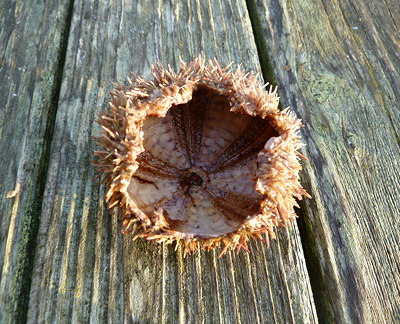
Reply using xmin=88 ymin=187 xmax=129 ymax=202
xmin=94 ymin=57 xmax=310 ymax=257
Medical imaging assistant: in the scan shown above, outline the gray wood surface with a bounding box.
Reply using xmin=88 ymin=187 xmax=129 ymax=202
xmin=23 ymin=1 xmax=316 ymax=323
xmin=2 ymin=0 xmax=399 ymax=323
xmin=0 ymin=1 xmax=70 ymax=323
xmin=250 ymin=0 xmax=400 ymax=322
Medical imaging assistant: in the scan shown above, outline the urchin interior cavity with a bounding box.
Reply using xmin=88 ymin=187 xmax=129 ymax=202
xmin=127 ymin=87 xmax=278 ymax=237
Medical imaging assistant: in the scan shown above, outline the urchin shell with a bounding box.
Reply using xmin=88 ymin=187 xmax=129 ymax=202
xmin=94 ymin=57 xmax=310 ymax=256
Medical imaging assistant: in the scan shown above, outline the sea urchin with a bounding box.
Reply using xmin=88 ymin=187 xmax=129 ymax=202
xmin=94 ymin=57 xmax=310 ymax=256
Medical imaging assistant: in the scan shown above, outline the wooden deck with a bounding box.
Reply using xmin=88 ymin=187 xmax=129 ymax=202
xmin=1 ymin=0 xmax=399 ymax=323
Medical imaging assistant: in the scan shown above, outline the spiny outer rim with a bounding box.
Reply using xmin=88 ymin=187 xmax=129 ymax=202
xmin=94 ymin=56 xmax=310 ymax=257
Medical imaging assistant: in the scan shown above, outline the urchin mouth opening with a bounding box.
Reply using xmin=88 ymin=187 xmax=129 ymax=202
xmin=127 ymin=86 xmax=279 ymax=237
xmin=180 ymin=167 xmax=208 ymax=190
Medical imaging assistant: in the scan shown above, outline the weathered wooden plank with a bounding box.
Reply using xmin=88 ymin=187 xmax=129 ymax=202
xmin=250 ymin=0 xmax=400 ymax=322
xmin=0 ymin=1 xmax=71 ymax=323
xmin=27 ymin=0 xmax=317 ymax=323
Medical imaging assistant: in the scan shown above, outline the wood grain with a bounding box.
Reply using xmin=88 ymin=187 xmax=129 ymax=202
xmin=250 ymin=0 xmax=400 ymax=322
xmin=25 ymin=0 xmax=316 ymax=323
xmin=0 ymin=1 xmax=70 ymax=323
